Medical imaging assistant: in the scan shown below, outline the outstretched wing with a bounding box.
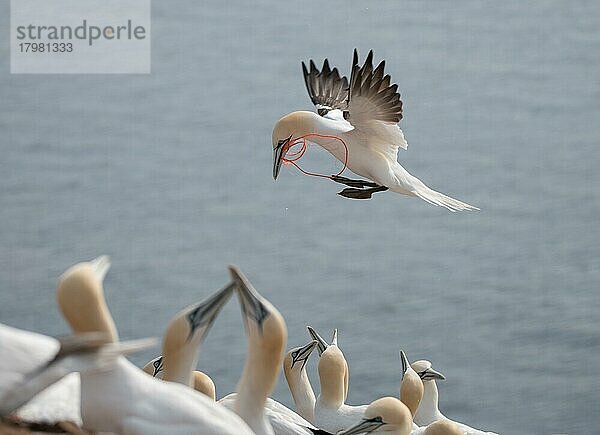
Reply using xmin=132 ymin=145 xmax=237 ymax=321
xmin=346 ymin=49 xmax=403 ymax=125
xmin=302 ymin=59 xmax=349 ymax=117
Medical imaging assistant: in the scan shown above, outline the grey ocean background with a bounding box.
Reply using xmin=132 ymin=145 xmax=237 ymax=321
xmin=1 ymin=2 xmax=599 ymax=434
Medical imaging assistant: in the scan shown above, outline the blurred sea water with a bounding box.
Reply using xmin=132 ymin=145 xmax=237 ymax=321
xmin=0 ymin=2 xmax=599 ymax=434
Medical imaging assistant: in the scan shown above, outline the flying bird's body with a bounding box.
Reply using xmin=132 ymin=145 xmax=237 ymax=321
xmin=272 ymin=50 xmax=478 ymax=211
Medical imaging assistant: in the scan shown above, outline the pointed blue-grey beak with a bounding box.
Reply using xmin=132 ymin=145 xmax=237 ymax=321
xmin=337 ymin=416 xmax=385 ymax=434
xmin=273 ymin=135 xmax=292 ymax=180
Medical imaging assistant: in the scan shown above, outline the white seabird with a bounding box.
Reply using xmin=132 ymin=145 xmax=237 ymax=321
xmin=412 ymin=360 xmax=497 ymax=435
xmin=306 ymin=327 xmax=367 ymax=433
xmin=402 ymin=352 xmax=493 ymax=435
xmin=283 ymin=340 xmax=319 ymax=423
xmin=272 ymin=49 xmax=478 ymax=211
xmin=399 ymin=350 xmax=424 ymax=420
xmin=307 ymin=327 xmax=349 ymax=401
xmin=219 ymin=266 xmax=329 ymax=435
xmin=56 ymin=257 xmax=255 ymax=435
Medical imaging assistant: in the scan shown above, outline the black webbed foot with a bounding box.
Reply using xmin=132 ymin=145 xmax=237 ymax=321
xmin=331 ymin=175 xmax=379 ymax=189
xmin=337 ymin=186 xmax=389 ymax=200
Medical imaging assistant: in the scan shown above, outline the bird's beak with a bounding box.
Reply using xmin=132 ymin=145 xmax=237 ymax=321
xmin=307 ymin=326 xmax=329 ymax=356
xmin=185 ymin=282 xmax=236 ymax=341
xmin=229 ymin=265 xmax=269 ymax=329
xmin=272 ymin=136 xmax=291 ymax=180
xmin=331 ymin=328 xmax=338 ymax=346
xmin=291 ymin=340 xmax=318 ymax=370
xmin=400 ymin=349 xmax=410 ymax=380
xmin=337 ymin=417 xmax=385 ymax=435
xmin=419 ymin=367 xmax=446 ymax=381
xmin=89 ymin=255 xmax=111 ymax=282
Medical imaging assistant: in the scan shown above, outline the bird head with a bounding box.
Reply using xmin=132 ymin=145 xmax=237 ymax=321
xmin=272 ymin=111 xmax=316 ymax=179
xmin=411 ymin=360 xmax=446 ymax=382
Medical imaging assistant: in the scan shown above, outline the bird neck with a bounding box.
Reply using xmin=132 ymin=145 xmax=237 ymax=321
xmin=400 ymin=370 xmax=423 ymax=417
xmin=318 ymin=371 xmax=345 ymax=409
xmin=161 ymin=345 xmax=197 ymax=387
xmin=234 ymin=341 xmax=281 ymax=431
xmin=317 ymin=346 xmax=347 ymax=409
xmin=291 ymin=112 xmax=349 ymax=156
xmin=160 ymin=314 xmax=204 ymax=388
xmin=419 ymin=380 xmax=445 ymax=426
xmin=343 ymin=360 xmax=349 ymax=401
xmin=286 ymin=367 xmax=316 ymax=422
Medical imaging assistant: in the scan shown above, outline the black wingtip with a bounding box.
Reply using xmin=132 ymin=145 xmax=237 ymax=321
xmin=365 ymin=50 xmax=374 ymax=68
xmin=352 ymin=48 xmax=359 ymax=66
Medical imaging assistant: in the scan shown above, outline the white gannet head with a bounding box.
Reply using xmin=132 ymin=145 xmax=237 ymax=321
xmin=143 ymin=355 xmax=165 ymax=377
xmin=230 ymin=265 xmax=287 ymax=401
xmin=284 ymin=340 xmax=318 ymax=374
xmin=161 ymin=283 xmax=235 ymax=388
xmin=337 ymin=397 xmax=413 ymax=435
xmin=272 ymin=111 xmax=317 ymax=180
xmin=56 ymin=255 xmax=118 ymax=342
xmin=411 ymin=360 xmax=446 ymax=382
xmin=399 ymin=350 xmax=424 ymax=417
xmin=422 ymin=419 xmax=463 ymax=435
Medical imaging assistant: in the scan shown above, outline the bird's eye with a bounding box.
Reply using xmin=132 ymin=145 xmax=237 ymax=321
xmin=291 ymin=351 xmax=298 ymax=359
xmin=317 ymin=108 xmax=328 ymax=117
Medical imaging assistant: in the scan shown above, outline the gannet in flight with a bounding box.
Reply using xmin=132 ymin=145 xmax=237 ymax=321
xmin=57 ymin=257 xmax=255 ymax=435
xmin=336 ymin=397 xmax=413 ymax=435
xmin=220 ymin=266 xmax=331 ymax=435
xmin=272 ymin=49 xmax=478 ymax=211
xmin=412 ymin=360 xmax=497 ymax=435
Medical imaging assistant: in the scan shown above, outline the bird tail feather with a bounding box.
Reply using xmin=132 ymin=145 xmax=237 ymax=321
xmin=412 ymin=185 xmax=479 ymax=212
